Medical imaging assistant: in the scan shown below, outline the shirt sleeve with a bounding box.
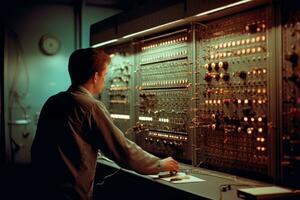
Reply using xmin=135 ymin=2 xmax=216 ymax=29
xmin=89 ymin=101 xmax=161 ymax=175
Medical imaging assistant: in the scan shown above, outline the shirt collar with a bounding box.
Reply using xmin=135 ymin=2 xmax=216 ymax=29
xmin=78 ymin=86 xmax=94 ymax=98
xmin=68 ymin=85 xmax=95 ymax=98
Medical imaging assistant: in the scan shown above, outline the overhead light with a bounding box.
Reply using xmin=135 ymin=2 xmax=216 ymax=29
xmin=195 ymin=0 xmax=252 ymax=17
xmin=122 ymin=19 xmax=184 ymax=39
xmin=91 ymin=39 xmax=118 ymax=48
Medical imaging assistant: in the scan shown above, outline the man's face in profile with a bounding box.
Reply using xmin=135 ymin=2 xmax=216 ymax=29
xmin=95 ymin=63 xmax=108 ymax=95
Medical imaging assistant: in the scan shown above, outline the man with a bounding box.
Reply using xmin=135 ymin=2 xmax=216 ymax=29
xmin=31 ymin=48 xmax=179 ymax=200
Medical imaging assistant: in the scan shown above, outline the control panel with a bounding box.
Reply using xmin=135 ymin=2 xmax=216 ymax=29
xmin=281 ymin=0 xmax=300 ymax=188
xmin=134 ymin=30 xmax=193 ymax=162
xmin=96 ymin=1 xmax=300 ymax=187
xmin=102 ymin=43 xmax=134 ymax=135
xmin=194 ymin=7 xmax=272 ymax=178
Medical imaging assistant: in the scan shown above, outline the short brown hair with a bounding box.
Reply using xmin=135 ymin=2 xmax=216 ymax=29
xmin=68 ymin=48 xmax=111 ymax=85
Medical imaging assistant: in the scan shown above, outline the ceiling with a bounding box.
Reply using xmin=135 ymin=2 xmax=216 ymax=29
xmin=0 ymin=0 xmax=158 ymax=22
xmin=2 ymin=0 xmax=158 ymax=10
xmin=85 ymin=0 xmax=156 ymax=10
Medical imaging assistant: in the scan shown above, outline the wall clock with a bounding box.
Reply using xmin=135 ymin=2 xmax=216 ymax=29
xmin=39 ymin=34 xmax=60 ymax=55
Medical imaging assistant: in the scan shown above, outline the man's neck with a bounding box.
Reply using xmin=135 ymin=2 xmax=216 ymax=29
xmin=81 ymin=82 xmax=95 ymax=96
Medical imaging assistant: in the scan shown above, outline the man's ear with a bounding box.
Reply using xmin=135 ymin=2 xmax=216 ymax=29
xmin=93 ymin=72 xmax=99 ymax=83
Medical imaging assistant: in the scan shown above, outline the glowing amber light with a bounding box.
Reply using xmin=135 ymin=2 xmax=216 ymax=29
xmin=247 ymin=127 xmax=253 ymax=134
xmin=257 ymin=146 xmax=261 ymax=150
xmin=258 ymin=117 xmax=262 ymax=122
xmin=257 ymin=47 xmax=262 ymax=52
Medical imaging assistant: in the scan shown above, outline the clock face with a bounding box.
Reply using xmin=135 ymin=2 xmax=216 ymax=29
xmin=39 ymin=35 xmax=60 ymax=55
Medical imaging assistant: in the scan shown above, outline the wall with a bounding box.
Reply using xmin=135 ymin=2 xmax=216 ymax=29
xmin=82 ymin=5 xmax=120 ymax=48
xmin=3 ymin=3 xmax=120 ymax=164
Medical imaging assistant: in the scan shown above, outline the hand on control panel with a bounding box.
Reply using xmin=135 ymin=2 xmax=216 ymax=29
xmin=160 ymin=157 xmax=180 ymax=172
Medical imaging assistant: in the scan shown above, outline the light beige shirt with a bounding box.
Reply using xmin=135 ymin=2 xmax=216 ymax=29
xmin=31 ymin=85 xmax=161 ymax=200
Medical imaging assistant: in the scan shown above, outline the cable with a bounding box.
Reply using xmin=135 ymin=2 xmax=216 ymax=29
xmin=6 ymin=27 xmax=30 ymax=163
xmin=7 ymin=27 xmax=30 ymax=101
xmin=96 ymin=155 xmax=121 ymax=186
xmin=125 ymin=127 xmax=133 ymax=136
xmin=95 ymin=168 xmax=121 ymax=186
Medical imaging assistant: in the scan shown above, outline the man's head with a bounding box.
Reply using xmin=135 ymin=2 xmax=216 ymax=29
xmin=68 ymin=48 xmax=111 ymax=95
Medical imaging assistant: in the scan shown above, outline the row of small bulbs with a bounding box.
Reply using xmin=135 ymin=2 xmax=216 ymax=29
xmin=141 ymin=79 xmax=189 ymax=86
xmin=205 ymin=87 xmax=267 ymax=94
xmin=204 ymin=98 xmax=267 ymax=105
xmin=141 ymin=50 xmax=187 ymax=63
xmin=209 ymin=46 xmax=265 ymax=60
xmin=212 ymin=35 xmax=266 ymax=50
xmin=142 ymin=36 xmax=188 ymax=50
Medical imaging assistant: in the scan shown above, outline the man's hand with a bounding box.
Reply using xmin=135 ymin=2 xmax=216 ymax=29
xmin=160 ymin=157 xmax=179 ymax=172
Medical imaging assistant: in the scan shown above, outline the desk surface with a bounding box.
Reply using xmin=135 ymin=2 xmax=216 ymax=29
xmin=96 ymin=158 xmax=269 ymax=200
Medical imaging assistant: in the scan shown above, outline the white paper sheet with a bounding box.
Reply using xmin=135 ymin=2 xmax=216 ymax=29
xmin=149 ymin=172 xmax=206 ymax=184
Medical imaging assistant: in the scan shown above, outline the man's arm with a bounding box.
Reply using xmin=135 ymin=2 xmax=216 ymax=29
xmin=88 ymin=101 xmax=179 ymax=174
